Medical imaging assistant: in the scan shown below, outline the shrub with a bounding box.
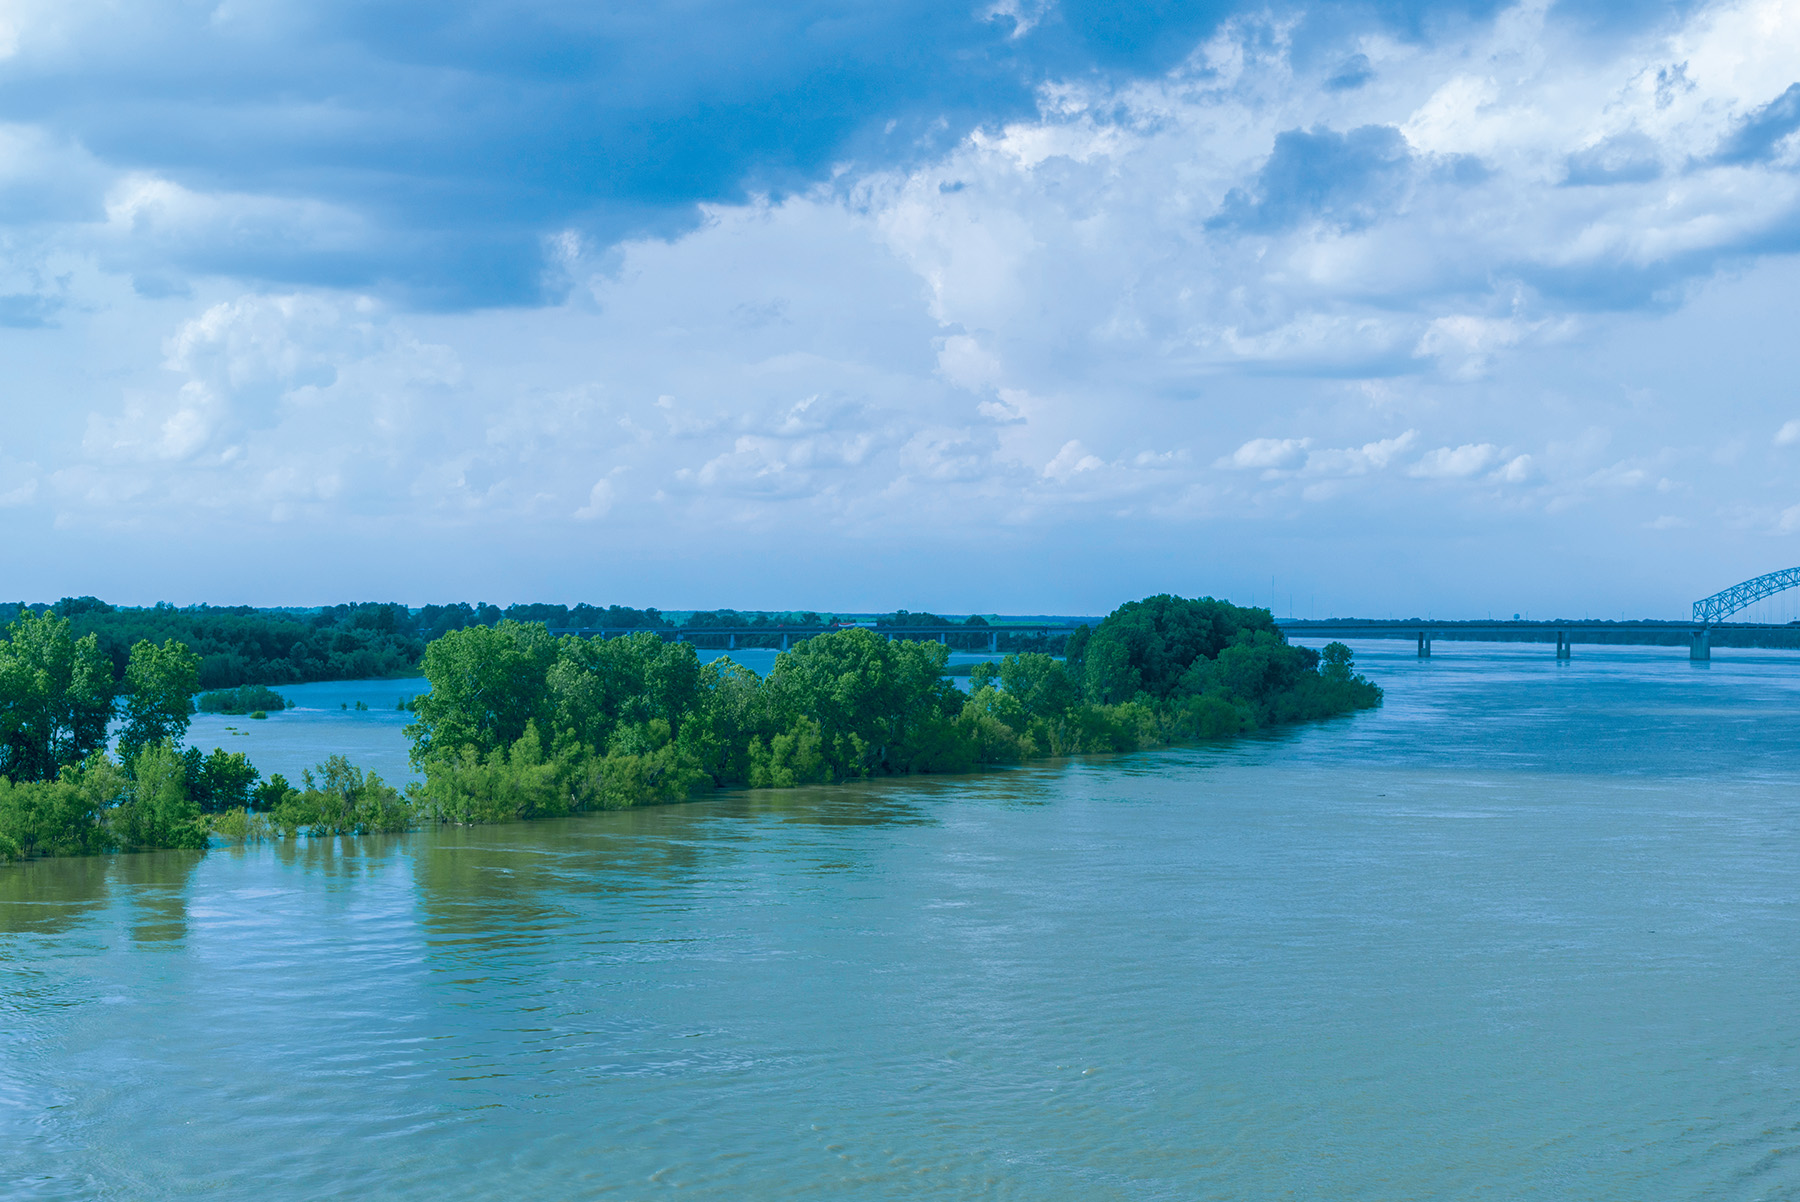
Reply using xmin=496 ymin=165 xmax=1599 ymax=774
xmin=271 ymin=756 xmax=411 ymax=836
xmin=198 ymin=684 xmax=292 ymax=715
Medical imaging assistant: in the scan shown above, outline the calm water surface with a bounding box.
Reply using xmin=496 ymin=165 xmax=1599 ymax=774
xmin=6 ymin=643 xmax=1799 ymax=1200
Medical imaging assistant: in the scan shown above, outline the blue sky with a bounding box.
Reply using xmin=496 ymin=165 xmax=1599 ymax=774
xmin=4 ymin=0 xmax=1800 ymax=618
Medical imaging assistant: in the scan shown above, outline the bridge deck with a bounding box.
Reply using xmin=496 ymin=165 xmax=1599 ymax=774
xmin=1276 ymin=619 xmax=1800 ymax=648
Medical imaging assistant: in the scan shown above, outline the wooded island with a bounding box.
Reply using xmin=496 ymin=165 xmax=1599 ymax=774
xmin=0 ymin=594 xmax=1379 ymax=860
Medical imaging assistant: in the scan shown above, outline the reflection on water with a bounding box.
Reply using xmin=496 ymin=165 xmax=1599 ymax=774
xmin=4 ymin=644 xmax=1800 ymax=1200
xmin=112 ymin=851 xmax=203 ymax=944
xmin=0 ymin=854 xmax=112 ymax=937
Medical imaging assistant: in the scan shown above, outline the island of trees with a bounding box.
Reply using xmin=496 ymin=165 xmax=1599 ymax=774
xmin=0 ymin=594 xmax=1379 ymax=861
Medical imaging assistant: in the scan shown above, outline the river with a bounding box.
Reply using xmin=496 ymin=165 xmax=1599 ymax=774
xmin=3 ymin=643 xmax=1798 ymax=1199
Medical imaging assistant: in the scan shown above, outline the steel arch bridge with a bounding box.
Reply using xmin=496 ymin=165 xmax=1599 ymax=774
xmin=1693 ymin=567 xmax=1800 ymax=624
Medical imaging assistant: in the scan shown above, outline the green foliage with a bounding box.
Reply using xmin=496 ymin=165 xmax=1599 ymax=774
xmin=198 ymin=684 xmax=291 ymax=714
xmin=0 ymin=611 xmax=117 ymax=782
xmin=210 ymin=806 xmax=273 ymax=842
xmin=12 ymin=599 xmax=673 ymax=694
xmin=408 ymin=620 xmax=559 ymax=764
xmin=179 ymin=746 xmax=261 ymax=813
xmin=412 ymin=722 xmax=573 ymax=824
xmin=118 ymin=639 xmax=202 ymax=765
xmin=400 ymin=596 xmax=1382 ymax=829
xmin=1074 ymin=594 xmax=1277 ymax=704
xmin=270 ymin=756 xmax=410 ymax=836
xmin=747 ymin=715 xmax=830 ymax=787
xmin=998 ymin=652 xmax=1079 ymax=719
xmin=761 ymin=629 xmax=968 ymax=777
xmin=0 ymin=736 xmax=410 ymax=862
xmin=108 ymin=743 xmax=210 ymax=852
xmin=254 ymin=773 xmax=297 ymax=812
xmin=54 ymin=601 xmax=427 ymax=690
xmin=0 ymin=755 xmax=120 ymax=860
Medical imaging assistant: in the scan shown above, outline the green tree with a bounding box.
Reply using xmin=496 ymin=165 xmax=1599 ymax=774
xmin=179 ymin=746 xmax=261 ymax=813
xmin=111 ymin=742 xmax=208 ymax=851
xmin=997 ymin=652 xmax=1078 ymax=720
xmin=271 ymin=756 xmax=411 ymax=836
xmin=408 ymin=620 xmax=558 ymax=764
xmin=0 ymin=755 xmax=124 ymax=860
xmin=763 ymin=628 xmax=967 ymax=777
xmin=0 ymin=611 xmax=117 ymax=782
xmin=118 ymin=639 xmax=201 ymax=765
xmin=1079 ymin=595 xmax=1277 ymax=704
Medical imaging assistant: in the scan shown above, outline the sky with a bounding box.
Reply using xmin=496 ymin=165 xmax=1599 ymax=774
xmin=3 ymin=0 xmax=1800 ymax=618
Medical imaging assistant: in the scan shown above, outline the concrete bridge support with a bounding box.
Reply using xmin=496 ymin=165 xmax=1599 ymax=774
xmin=1690 ymin=627 xmax=1711 ymax=661
xmin=1416 ymin=631 xmax=1432 ymax=658
xmin=1556 ymin=630 xmax=1571 ymax=659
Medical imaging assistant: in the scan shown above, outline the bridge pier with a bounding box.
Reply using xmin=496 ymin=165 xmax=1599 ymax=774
xmin=1416 ymin=631 xmax=1431 ymax=658
xmin=727 ymin=633 xmax=736 ymax=650
xmin=988 ymin=631 xmax=998 ymax=653
xmin=1555 ymin=630 xmax=1571 ymax=659
xmin=780 ymin=633 xmax=790 ymax=651
xmin=1690 ymin=627 xmax=1711 ymax=661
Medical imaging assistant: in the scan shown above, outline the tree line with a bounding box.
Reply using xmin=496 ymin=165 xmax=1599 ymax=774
xmin=1 ymin=594 xmax=1381 ymax=861
xmin=6 ymin=598 xmax=1062 ymax=690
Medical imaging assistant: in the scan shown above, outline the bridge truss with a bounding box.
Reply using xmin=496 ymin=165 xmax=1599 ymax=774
xmin=1693 ymin=567 xmax=1800 ymax=624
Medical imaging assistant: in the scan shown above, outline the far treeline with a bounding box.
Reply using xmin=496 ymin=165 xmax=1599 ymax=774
xmin=0 ymin=594 xmax=1380 ymax=862
xmin=2 ymin=599 xmax=1058 ymax=694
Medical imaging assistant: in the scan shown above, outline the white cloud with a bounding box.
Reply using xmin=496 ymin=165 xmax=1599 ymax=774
xmin=1411 ymin=443 xmax=1502 ymax=479
xmin=1043 ymin=440 xmax=1103 ymax=481
xmin=573 ymin=478 xmax=614 ymax=521
xmin=5 ymin=0 xmax=1800 ymax=611
xmin=1219 ymin=437 xmax=1310 ymax=471
xmin=1303 ymin=431 xmax=1419 ymax=477
xmin=1494 ymin=454 xmax=1535 ymax=483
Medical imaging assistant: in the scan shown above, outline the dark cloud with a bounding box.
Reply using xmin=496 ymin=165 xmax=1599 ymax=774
xmin=0 ymin=293 xmax=60 ymax=328
xmin=0 ymin=0 xmax=1698 ymax=308
xmin=1324 ymin=53 xmax=1374 ymax=91
xmin=1564 ymin=133 xmax=1663 ymax=185
xmin=1711 ymin=82 xmax=1800 ymax=165
xmin=1209 ymin=125 xmax=1413 ymax=233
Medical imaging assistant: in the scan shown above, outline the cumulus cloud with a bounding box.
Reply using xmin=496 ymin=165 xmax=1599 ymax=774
xmin=1411 ymin=443 xmax=1502 ymax=479
xmin=5 ymin=0 xmax=1800 ymax=610
xmin=573 ymin=479 xmax=615 ymax=521
xmin=1219 ymin=438 xmax=1311 ymax=471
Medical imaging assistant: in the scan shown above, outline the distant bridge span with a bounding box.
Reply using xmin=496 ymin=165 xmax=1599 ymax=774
xmin=1692 ymin=567 xmax=1800 ymax=625
xmin=1277 ymin=568 xmax=1800 ymax=662
xmin=1271 ymin=619 xmax=1800 ymax=661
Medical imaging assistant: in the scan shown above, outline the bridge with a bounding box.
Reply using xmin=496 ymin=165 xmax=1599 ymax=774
xmin=547 ymin=624 xmax=1071 ymax=652
xmin=1279 ymin=566 xmax=1800 ymax=660
xmin=545 ymin=568 xmax=1800 ymax=663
